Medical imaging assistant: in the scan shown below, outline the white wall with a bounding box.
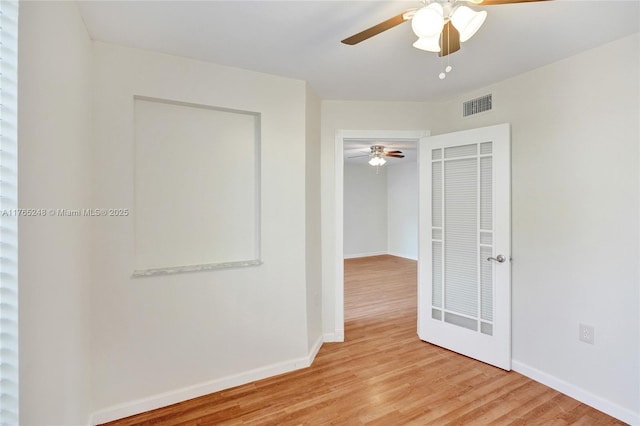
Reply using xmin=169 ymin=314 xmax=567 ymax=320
xmin=343 ymin=163 xmax=388 ymax=258
xmin=90 ymin=42 xmax=318 ymax=421
xmin=19 ymin=4 xmax=323 ymax=422
xmin=321 ymin=34 xmax=639 ymax=423
xmin=438 ymin=34 xmax=639 ymax=423
xmin=343 ymin=160 xmax=418 ymax=260
xmin=18 ymin=2 xmax=93 ymax=424
xmin=305 ymin=83 xmax=323 ymax=353
xmin=387 ymin=162 xmax=418 ymax=260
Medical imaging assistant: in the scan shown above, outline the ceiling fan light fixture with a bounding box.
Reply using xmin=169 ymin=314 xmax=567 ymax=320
xmin=368 ymin=156 xmax=386 ymax=166
xmin=411 ymin=3 xmax=445 ymax=38
xmin=413 ymin=35 xmax=441 ymax=52
xmin=450 ymin=5 xmax=487 ymax=42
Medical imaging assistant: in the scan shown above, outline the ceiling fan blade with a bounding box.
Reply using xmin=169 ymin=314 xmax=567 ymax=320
xmin=347 ymin=154 xmax=370 ymax=158
xmin=439 ymin=21 xmax=460 ymax=57
xmin=385 ymin=154 xmax=405 ymax=158
xmin=385 ymin=150 xmax=403 ymax=154
xmin=476 ymin=0 xmax=551 ymax=4
xmin=341 ymin=11 xmax=410 ymax=45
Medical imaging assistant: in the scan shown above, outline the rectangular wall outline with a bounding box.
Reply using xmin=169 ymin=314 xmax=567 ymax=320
xmin=132 ymin=95 xmax=261 ymax=277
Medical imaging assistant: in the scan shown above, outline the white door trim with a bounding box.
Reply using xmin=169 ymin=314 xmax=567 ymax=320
xmin=333 ymin=129 xmax=430 ymax=341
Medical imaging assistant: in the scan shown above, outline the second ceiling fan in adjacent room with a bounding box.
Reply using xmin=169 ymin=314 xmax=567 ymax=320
xmin=349 ymin=145 xmax=405 ymax=172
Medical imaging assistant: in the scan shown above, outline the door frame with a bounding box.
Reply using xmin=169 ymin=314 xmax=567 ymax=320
xmin=333 ymin=129 xmax=430 ymax=341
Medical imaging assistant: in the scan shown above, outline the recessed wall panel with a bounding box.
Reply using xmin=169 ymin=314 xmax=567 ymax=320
xmin=133 ymin=97 xmax=261 ymax=276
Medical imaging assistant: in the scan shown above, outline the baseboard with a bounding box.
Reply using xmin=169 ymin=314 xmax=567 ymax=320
xmin=343 ymin=251 xmax=387 ymax=259
xmin=344 ymin=251 xmax=417 ymax=261
xmin=90 ymin=338 xmax=325 ymax=425
xmin=512 ymin=360 xmax=639 ymax=425
xmin=386 ymin=251 xmax=418 ymax=261
xmin=323 ymin=329 xmax=344 ymax=342
xmin=309 ymin=334 xmax=323 ymax=362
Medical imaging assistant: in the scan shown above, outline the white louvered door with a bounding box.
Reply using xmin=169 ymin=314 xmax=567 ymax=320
xmin=418 ymin=124 xmax=511 ymax=370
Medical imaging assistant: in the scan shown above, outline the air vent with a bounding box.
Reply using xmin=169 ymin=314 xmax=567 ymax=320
xmin=463 ymin=94 xmax=492 ymax=117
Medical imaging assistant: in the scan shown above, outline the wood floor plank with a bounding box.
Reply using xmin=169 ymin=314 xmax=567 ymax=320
xmin=101 ymin=255 xmax=626 ymax=425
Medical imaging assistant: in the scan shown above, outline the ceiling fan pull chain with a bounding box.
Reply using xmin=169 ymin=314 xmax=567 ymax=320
xmin=438 ymin=22 xmax=455 ymax=80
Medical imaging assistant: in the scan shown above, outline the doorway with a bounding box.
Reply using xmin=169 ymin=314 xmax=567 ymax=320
xmin=333 ymin=129 xmax=429 ymax=341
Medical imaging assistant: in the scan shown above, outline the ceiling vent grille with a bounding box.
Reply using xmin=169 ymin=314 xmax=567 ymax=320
xmin=463 ymin=94 xmax=492 ymax=117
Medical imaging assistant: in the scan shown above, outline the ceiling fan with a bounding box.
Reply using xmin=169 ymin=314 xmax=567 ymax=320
xmin=350 ymin=145 xmax=405 ymax=167
xmin=341 ymin=0 xmax=550 ymax=58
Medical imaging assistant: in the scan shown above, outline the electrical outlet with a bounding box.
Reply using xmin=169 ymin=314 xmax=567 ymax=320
xmin=579 ymin=323 xmax=595 ymax=345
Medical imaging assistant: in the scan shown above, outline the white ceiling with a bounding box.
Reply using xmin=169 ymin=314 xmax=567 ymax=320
xmin=77 ymin=0 xmax=640 ymax=102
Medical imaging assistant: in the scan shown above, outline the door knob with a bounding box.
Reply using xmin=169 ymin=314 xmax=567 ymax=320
xmin=487 ymin=254 xmax=506 ymax=263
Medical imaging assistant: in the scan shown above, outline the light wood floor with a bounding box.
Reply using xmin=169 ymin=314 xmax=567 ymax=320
xmin=102 ymin=255 xmax=625 ymax=425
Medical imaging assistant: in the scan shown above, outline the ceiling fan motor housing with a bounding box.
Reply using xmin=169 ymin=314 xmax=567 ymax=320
xmin=371 ymin=145 xmax=386 ymax=156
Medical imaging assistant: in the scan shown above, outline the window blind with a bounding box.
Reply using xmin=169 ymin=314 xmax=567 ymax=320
xmin=431 ymin=142 xmax=495 ymax=335
xmin=444 ymin=157 xmax=478 ymax=317
xmin=0 ymin=1 xmax=19 ymax=423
